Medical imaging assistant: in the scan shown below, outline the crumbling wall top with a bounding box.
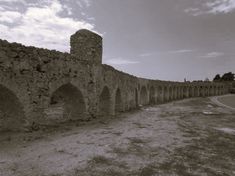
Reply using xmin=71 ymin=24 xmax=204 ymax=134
xmin=70 ymin=29 xmax=102 ymax=65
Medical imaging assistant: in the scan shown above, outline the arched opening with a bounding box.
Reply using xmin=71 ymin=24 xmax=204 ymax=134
xmin=140 ymin=86 xmax=148 ymax=105
xmin=0 ymin=84 xmax=25 ymax=131
xmin=204 ymin=87 xmax=209 ymax=96
xmin=149 ymin=86 xmax=155 ymax=104
xmin=199 ymin=86 xmax=204 ymax=97
xmin=179 ymin=87 xmax=183 ymax=99
xmin=194 ymin=87 xmax=199 ymax=97
xmin=172 ymin=87 xmax=176 ymax=100
xmin=183 ymin=87 xmax=188 ymax=98
xmin=213 ymin=86 xmax=217 ymax=95
xmin=49 ymin=83 xmax=86 ymax=121
xmin=220 ymin=86 xmax=224 ymax=95
xmin=157 ymin=86 xmax=163 ymax=103
xmin=115 ymin=88 xmax=122 ymax=113
xmin=176 ymin=87 xmax=180 ymax=99
xmin=163 ymin=86 xmax=168 ymax=102
xmin=218 ymin=86 xmax=221 ymax=95
xmin=173 ymin=87 xmax=177 ymax=100
xmin=99 ymin=86 xmax=111 ymax=116
xmin=169 ymin=87 xmax=173 ymax=101
xmin=135 ymin=88 xmax=139 ymax=107
xmin=188 ymin=87 xmax=193 ymax=97
xmin=209 ymin=86 xmax=213 ymax=96
xmin=173 ymin=87 xmax=177 ymax=99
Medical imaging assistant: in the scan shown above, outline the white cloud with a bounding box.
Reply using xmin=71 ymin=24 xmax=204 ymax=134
xmin=62 ymin=4 xmax=72 ymax=15
xmin=185 ymin=0 xmax=235 ymax=16
xmin=76 ymin=0 xmax=91 ymax=8
xmin=200 ymin=52 xmax=224 ymax=58
xmin=184 ymin=8 xmax=199 ymax=13
xmin=0 ymin=0 xmax=25 ymax=2
xmin=0 ymin=11 xmax=22 ymax=23
xmin=0 ymin=0 xmax=95 ymax=51
xmin=104 ymin=58 xmax=140 ymax=65
xmin=206 ymin=0 xmax=235 ymax=14
xmin=0 ymin=23 xmax=8 ymax=31
xmin=168 ymin=49 xmax=193 ymax=54
xmin=82 ymin=0 xmax=91 ymax=7
xmin=184 ymin=8 xmax=203 ymax=16
xmin=140 ymin=52 xmax=155 ymax=57
xmin=140 ymin=49 xmax=193 ymax=57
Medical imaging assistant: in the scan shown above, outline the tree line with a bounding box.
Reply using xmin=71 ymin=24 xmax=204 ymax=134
xmin=213 ymin=72 xmax=234 ymax=82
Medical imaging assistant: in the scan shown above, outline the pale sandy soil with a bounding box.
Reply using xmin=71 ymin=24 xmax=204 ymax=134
xmin=217 ymin=94 xmax=235 ymax=108
xmin=0 ymin=96 xmax=235 ymax=176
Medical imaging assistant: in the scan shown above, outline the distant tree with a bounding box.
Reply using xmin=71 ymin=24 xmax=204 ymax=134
xmin=221 ymin=72 xmax=234 ymax=81
xmin=213 ymin=74 xmax=221 ymax=82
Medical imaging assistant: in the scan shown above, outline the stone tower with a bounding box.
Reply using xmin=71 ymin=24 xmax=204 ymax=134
xmin=70 ymin=29 xmax=102 ymax=65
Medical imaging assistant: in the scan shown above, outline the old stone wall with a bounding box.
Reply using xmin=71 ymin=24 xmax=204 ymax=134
xmin=0 ymin=29 xmax=230 ymax=131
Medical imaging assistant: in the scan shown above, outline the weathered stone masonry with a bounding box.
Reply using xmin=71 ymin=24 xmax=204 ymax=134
xmin=0 ymin=29 xmax=230 ymax=131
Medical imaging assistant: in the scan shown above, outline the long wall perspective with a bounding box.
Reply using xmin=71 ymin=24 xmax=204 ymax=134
xmin=0 ymin=29 xmax=230 ymax=131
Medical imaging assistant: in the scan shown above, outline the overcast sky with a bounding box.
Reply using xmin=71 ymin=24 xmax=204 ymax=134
xmin=0 ymin=0 xmax=235 ymax=81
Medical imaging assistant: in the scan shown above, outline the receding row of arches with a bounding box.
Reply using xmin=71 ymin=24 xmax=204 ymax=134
xmin=48 ymin=84 xmax=125 ymax=119
xmin=98 ymin=86 xmax=123 ymax=116
xmin=138 ymin=84 xmax=225 ymax=106
xmin=0 ymin=82 xmax=226 ymax=131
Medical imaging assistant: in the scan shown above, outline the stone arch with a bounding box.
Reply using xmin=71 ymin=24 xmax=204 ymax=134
xmin=176 ymin=86 xmax=180 ymax=100
xmin=149 ymin=86 xmax=155 ymax=104
xmin=174 ymin=86 xmax=178 ymax=99
xmin=179 ymin=87 xmax=183 ymax=99
xmin=163 ymin=86 xmax=169 ymax=102
xmin=135 ymin=88 xmax=139 ymax=107
xmin=220 ymin=86 xmax=224 ymax=95
xmin=172 ymin=86 xmax=176 ymax=100
xmin=140 ymin=86 xmax=148 ymax=105
xmin=0 ymin=84 xmax=26 ymax=131
xmin=99 ymin=86 xmax=111 ymax=116
xmin=126 ymin=91 xmax=132 ymax=111
xmin=188 ymin=87 xmax=193 ymax=97
xmin=194 ymin=86 xmax=199 ymax=97
xmin=204 ymin=86 xmax=209 ymax=96
xmin=157 ymin=86 xmax=163 ymax=103
xmin=199 ymin=86 xmax=204 ymax=97
xmin=183 ymin=86 xmax=188 ymax=98
xmin=213 ymin=86 xmax=217 ymax=95
xmin=217 ymin=86 xmax=221 ymax=95
xmin=169 ymin=86 xmax=173 ymax=101
xmin=48 ymin=83 xmax=86 ymax=121
xmin=115 ymin=88 xmax=122 ymax=113
xmin=209 ymin=86 xmax=213 ymax=96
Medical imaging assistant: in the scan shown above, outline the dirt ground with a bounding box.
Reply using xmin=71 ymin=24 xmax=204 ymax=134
xmin=216 ymin=94 xmax=235 ymax=109
xmin=0 ymin=96 xmax=235 ymax=176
